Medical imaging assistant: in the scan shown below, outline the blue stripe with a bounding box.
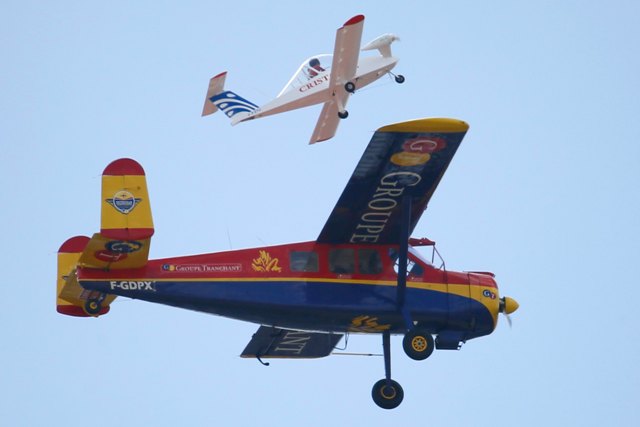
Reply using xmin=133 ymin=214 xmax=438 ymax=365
xmin=81 ymin=279 xmax=495 ymax=339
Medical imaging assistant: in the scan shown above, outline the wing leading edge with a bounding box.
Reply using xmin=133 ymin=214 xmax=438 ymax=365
xmin=317 ymin=118 xmax=469 ymax=244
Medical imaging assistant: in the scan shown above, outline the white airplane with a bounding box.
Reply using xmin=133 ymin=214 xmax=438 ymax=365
xmin=201 ymin=15 xmax=404 ymax=144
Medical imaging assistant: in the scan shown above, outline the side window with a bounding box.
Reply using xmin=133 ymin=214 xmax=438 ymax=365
xmin=358 ymin=249 xmax=382 ymax=274
xmin=289 ymin=251 xmax=319 ymax=272
xmin=329 ymin=249 xmax=355 ymax=274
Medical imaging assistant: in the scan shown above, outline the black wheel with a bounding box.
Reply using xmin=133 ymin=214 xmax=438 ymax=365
xmin=84 ymin=299 xmax=102 ymax=316
xmin=402 ymin=329 xmax=434 ymax=360
xmin=345 ymin=81 xmax=356 ymax=93
xmin=338 ymin=110 xmax=349 ymax=119
xmin=371 ymin=379 xmax=404 ymax=409
xmin=395 ymin=74 xmax=405 ymax=84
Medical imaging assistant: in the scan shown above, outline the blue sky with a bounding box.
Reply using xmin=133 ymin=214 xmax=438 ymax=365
xmin=2 ymin=1 xmax=639 ymax=425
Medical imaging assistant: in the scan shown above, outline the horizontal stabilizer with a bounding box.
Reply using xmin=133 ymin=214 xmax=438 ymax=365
xmin=241 ymin=326 xmax=343 ymax=359
xmin=57 ymin=236 xmax=115 ymax=317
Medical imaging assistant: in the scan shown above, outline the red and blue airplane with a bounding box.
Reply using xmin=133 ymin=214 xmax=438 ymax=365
xmin=56 ymin=117 xmax=518 ymax=409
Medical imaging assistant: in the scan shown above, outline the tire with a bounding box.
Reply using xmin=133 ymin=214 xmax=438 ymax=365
xmin=84 ymin=299 xmax=102 ymax=316
xmin=395 ymin=74 xmax=405 ymax=84
xmin=371 ymin=379 xmax=404 ymax=409
xmin=345 ymin=81 xmax=356 ymax=93
xmin=338 ymin=110 xmax=349 ymax=119
xmin=402 ymin=329 xmax=434 ymax=360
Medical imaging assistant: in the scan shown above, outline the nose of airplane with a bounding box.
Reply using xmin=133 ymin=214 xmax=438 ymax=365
xmin=500 ymin=296 xmax=519 ymax=315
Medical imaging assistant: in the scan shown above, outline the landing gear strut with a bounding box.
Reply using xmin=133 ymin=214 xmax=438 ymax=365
xmin=371 ymin=330 xmax=404 ymax=409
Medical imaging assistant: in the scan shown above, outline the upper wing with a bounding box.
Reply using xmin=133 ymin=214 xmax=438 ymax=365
xmin=329 ymin=15 xmax=364 ymax=89
xmin=317 ymin=118 xmax=469 ymax=244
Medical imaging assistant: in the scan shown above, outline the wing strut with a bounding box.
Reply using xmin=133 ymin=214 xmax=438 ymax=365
xmin=396 ymin=195 xmax=412 ymax=330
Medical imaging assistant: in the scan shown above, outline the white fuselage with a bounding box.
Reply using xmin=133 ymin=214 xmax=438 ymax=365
xmin=231 ymin=55 xmax=398 ymax=125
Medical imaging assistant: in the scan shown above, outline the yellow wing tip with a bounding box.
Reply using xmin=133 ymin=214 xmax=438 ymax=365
xmin=378 ymin=117 xmax=469 ymax=134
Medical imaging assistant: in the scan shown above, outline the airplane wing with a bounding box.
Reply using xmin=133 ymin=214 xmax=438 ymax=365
xmin=329 ymin=15 xmax=364 ymax=89
xmin=317 ymin=118 xmax=469 ymax=244
xmin=308 ymin=15 xmax=363 ymax=144
xmin=309 ymin=100 xmax=342 ymax=144
xmin=241 ymin=326 xmax=343 ymax=359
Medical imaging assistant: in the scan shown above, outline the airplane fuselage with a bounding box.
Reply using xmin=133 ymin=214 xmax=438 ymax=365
xmin=77 ymin=240 xmax=499 ymax=348
xmin=232 ymin=56 xmax=399 ymax=125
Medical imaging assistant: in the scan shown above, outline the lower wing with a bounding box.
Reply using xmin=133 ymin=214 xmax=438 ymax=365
xmin=309 ymin=97 xmax=348 ymax=144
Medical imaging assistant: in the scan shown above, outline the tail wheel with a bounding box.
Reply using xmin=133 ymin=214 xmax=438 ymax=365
xmin=371 ymin=379 xmax=404 ymax=409
xmin=402 ymin=329 xmax=434 ymax=360
xmin=84 ymin=299 xmax=102 ymax=316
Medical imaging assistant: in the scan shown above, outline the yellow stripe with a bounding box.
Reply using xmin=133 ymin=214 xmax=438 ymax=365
xmin=377 ymin=117 xmax=469 ymax=134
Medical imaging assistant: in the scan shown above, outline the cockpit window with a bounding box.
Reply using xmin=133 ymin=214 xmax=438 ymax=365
xmin=358 ymin=249 xmax=383 ymax=274
xmin=290 ymin=251 xmax=319 ymax=272
xmin=278 ymin=54 xmax=333 ymax=96
xmin=329 ymin=248 xmax=355 ymax=274
xmin=388 ymin=248 xmax=424 ymax=277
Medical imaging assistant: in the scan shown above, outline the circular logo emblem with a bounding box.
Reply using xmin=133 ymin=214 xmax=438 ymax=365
xmin=106 ymin=190 xmax=141 ymax=214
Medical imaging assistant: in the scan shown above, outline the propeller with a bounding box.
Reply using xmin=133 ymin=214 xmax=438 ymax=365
xmin=499 ymin=296 xmax=519 ymax=327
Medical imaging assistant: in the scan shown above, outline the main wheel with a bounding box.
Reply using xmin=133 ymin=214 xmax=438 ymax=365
xmin=345 ymin=81 xmax=356 ymax=93
xmin=84 ymin=299 xmax=102 ymax=316
xmin=338 ymin=110 xmax=349 ymax=119
xmin=402 ymin=329 xmax=434 ymax=360
xmin=371 ymin=379 xmax=404 ymax=409
xmin=395 ymin=74 xmax=405 ymax=84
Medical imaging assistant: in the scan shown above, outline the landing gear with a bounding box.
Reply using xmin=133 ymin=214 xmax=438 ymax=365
xmin=338 ymin=110 xmax=349 ymax=119
xmin=371 ymin=330 xmax=404 ymax=409
xmin=344 ymin=81 xmax=356 ymax=93
xmin=371 ymin=378 xmax=404 ymax=410
xmin=84 ymin=298 xmax=102 ymax=316
xmin=402 ymin=329 xmax=434 ymax=361
xmin=395 ymin=74 xmax=405 ymax=84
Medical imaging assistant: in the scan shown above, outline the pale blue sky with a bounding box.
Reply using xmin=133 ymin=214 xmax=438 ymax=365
xmin=2 ymin=1 xmax=639 ymax=425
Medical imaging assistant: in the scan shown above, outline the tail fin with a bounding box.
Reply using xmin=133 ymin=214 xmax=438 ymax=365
xmin=202 ymin=71 xmax=228 ymax=116
xmin=56 ymin=158 xmax=154 ymax=317
xmin=202 ymin=72 xmax=259 ymax=124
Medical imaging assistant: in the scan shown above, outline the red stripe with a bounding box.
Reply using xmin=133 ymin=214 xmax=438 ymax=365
xmin=58 ymin=235 xmax=90 ymax=253
xmin=343 ymin=15 xmax=364 ymax=26
xmin=57 ymin=305 xmax=110 ymax=317
xmin=103 ymin=158 xmax=145 ymax=176
xmin=101 ymin=228 xmax=154 ymax=240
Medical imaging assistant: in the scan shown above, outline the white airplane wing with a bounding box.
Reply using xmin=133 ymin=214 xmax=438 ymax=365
xmin=329 ymin=15 xmax=365 ymax=88
xmin=309 ymin=15 xmax=363 ymax=144
xmin=309 ymin=100 xmax=341 ymax=144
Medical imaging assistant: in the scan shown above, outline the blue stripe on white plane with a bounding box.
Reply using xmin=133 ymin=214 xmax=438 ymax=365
xmin=211 ymin=91 xmax=259 ymax=118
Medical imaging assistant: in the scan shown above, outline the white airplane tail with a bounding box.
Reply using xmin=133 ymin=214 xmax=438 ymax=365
xmin=201 ymin=72 xmax=259 ymax=124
